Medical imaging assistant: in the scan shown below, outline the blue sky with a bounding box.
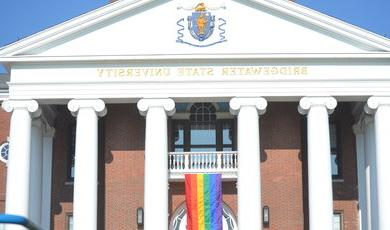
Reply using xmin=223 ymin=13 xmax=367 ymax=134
xmin=0 ymin=0 xmax=389 ymax=55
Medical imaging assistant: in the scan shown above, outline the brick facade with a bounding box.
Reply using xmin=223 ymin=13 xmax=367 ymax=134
xmin=0 ymin=110 xmax=10 ymax=212
xmin=0 ymin=102 xmax=358 ymax=229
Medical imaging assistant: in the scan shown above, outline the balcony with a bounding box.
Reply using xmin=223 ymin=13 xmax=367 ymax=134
xmin=168 ymin=151 xmax=238 ymax=181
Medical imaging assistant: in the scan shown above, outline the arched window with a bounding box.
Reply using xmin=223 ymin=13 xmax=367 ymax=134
xmin=190 ymin=103 xmax=217 ymax=124
xmin=0 ymin=142 xmax=9 ymax=163
xmin=172 ymin=103 xmax=235 ymax=152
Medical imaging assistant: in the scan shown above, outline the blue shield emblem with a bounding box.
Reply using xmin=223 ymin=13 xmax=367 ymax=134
xmin=188 ymin=10 xmax=215 ymax=41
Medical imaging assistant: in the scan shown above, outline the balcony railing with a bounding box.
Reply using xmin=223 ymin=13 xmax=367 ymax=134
xmin=168 ymin=151 xmax=238 ymax=181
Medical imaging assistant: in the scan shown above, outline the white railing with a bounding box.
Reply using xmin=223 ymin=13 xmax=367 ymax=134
xmin=168 ymin=151 xmax=238 ymax=181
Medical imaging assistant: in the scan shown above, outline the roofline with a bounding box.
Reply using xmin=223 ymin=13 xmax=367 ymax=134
xmin=0 ymin=0 xmax=389 ymax=57
xmin=0 ymin=0 xmax=153 ymax=56
xmin=1 ymin=53 xmax=389 ymax=64
xmin=258 ymin=0 xmax=390 ymax=50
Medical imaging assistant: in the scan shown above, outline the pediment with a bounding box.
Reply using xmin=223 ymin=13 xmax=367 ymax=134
xmin=1 ymin=0 xmax=389 ymax=58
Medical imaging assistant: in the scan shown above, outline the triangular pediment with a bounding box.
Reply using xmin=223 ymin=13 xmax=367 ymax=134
xmin=1 ymin=0 xmax=389 ymax=58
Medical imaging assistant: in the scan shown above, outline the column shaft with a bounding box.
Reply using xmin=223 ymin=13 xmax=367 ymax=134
xmin=73 ymin=108 xmax=99 ymax=230
xmin=2 ymin=100 xmax=41 ymax=230
xmin=229 ymin=97 xmax=267 ymax=230
xmin=373 ymin=106 xmax=390 ymax=229
xmin=353 ymin=123 xmax=368 ymax=230
xmin=299 ymin=97 xmax=337 ymax=230
xmin=364 ymin=119 xmax=377 ymax=230
xmin=41 ymin=127 xmax=55 ymax=229
xmin=237 ymin=106 xmax=262 ymax=230
xmin=307 ymin=106 xmax=334 ymax=229
xmin=68 ymin=99 xmax=106 ymax=230
xmin=29 ymin=120 xmax=43 ymax=225
xmin=137 ymin=98 xmax=175 ymax=230
xmin=144 ymin=107 xmax=168 ymax=230
xmin=6 ymin=109 xmax=33 ymax=217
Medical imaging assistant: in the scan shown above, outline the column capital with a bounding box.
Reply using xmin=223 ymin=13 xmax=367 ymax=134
xmin=298 ymin=97 xmax=337 ymax=115
xmin=67 ymin=99 xmax=107 ymax=117
xmin=1 ymin=99 xmax=41 ymax=118
xmin=137 ymin=98 xmax=176 ymax=117
xmin=364 ymin=96 xmax=390 ymax=115
xmin=229 ymin=97 xmax=267 ymax=115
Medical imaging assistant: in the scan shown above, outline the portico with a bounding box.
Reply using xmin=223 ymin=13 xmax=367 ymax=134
xmin=0 ymin=0 xmax=390 ymax=230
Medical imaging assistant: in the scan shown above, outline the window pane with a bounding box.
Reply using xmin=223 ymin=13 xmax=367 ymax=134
xmin=331 ymin=153 xmax=339 ymax=176
xmin=222 ymin=123 xmax=232 ymax=145
xmin=190 ymin=123 xmax=216 ymax=145
xmin=174 ymin=124 xmax=184 ymax=145
xmin=190 ymin=147 xmax=217 ymax=152
xmin=223 ymin=147 xmax=233 ymax=151
xmin=69 ymin=124 xmax=76 ymax=180
xmin=333 ymin=213 xmax=342 ymax=230
xmin=329 ymin=124 xmax=337 ymax=149
xmin=174 ymin=147 xmax=184 ymax=152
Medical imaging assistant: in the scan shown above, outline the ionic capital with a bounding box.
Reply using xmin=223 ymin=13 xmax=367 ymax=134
xmin=364 ymin=96 xmax=390 ymax=115
xmin=298 ymin=97 xmax=337 ymax=115
xmin=137 ymin=98 xmax=176 ymax=117
xmin=1 ymin=99 xmax=41 ymax=118
xmin=67 ymin=99 xmax=107 ymax=117
xmin=229 ymin=97 xmax=267 ymax=115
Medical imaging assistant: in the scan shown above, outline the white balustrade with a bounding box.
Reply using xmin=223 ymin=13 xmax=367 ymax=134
xmin=168 ymin=151 xmax=238 ymax=180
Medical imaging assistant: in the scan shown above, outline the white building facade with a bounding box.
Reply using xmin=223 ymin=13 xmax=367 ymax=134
xmin=0 ymin=0 xmax=390 ymax=229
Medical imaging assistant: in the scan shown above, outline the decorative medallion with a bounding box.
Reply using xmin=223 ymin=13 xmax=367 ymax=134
xmin=177 ymin=2 xmax=227 ymax=47
xmin=188 ymin=3 xmax=215 ymax=41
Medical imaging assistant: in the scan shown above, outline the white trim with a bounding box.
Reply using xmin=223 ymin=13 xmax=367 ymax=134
xmin=0 ymin=0 xmax=389 ymax=57
xmin=1 ymin=53 xmax=390 ymax=63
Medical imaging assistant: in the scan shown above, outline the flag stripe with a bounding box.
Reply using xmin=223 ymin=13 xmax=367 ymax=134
xmin=197 ymin=174 xmax=205 ymax=230
xmin=203 ymin=174 xmax=211 ymax=230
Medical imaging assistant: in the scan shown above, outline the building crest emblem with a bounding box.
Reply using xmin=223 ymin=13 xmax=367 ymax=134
xmin=177 ymin=2 xmax=227 ymax=47
xmin=188 ymin=3 xmax=215 ymax=41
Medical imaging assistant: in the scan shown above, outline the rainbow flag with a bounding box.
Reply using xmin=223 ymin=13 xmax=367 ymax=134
xmin=185 ymin=174 xmax=222 ymax=230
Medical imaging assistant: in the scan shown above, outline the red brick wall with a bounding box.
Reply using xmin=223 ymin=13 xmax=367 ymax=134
xmin=103 ymin=104 xmax=145 ymax=230
xmin=0 ymin=110 xmax=10 ymax=212
xmin=261 ymin=103 xmax=304 ymax=230
xmin=49 ymin=102 xmax=358 ymax=230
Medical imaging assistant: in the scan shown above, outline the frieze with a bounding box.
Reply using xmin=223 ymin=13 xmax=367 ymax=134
xmin=97 ymin=66 xmax=308 ymax=78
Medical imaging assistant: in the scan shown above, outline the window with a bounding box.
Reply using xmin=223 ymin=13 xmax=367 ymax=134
xmin=66 ymin=214 xmax=73 ymax=230
xmin=0 ymin=141 xmax=9 ymax=163
xmin=333 ymin=212 xmax=343 ymax=230
xmin=67 ymin=123 xmax=76 ymax=181
xmin=171 ymin=103 xmax=235 ymax=152
xmin=330 ymin=123 xmax=341 ymax=178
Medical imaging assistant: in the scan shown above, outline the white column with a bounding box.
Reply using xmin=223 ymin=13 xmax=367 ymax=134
xmin=41 ymin=125 xmax=55 ymax=230
xmin=1 ymin=100 xmax=41 ymax=230
xmin=353 ymin=122 xmax=368 ymax=230
xmin=365 ymin=96 xmax=390 ymax=230
xmin=298 ymin=97 xmax=337 ymax=230
xmin=29 ymin=119 xmax=43 ymax=225
xmin=229 ymin=97 xmax=267 ymax=230
xmin=363 ymin=117 xmax=378 ymax=230
xmin=68 ymin=99 xmax=106 ymax=230
xmin=137 ymin=98 xmax=175 ymax=230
